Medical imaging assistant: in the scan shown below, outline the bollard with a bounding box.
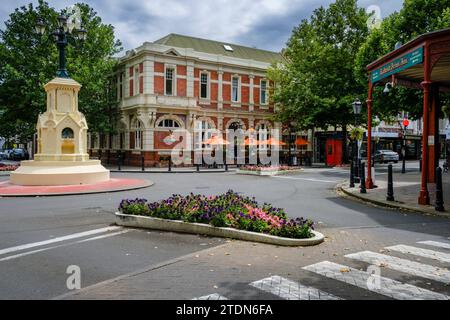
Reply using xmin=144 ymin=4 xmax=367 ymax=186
xmin=118 ymin=153 xmax=122 ymax=171
xmin=386 ymin=164 xmax=394 ymax=201
xmin=168 ymin=158 xmax=172 ymax=172
xmin=419 ymin=158 xmax=422 ymax=172
xmin=360 ymin=161 xmax=366 ymax=194
xmin=141 ymin=155 xmax=145 ymax=172
xmin=225 ymin=162 xmax=228 ymax=171
xmin=196 ymin=163 xmax=200 ymax=172
xmin=349 ymin=160 xmax=355 ymax=188
xmin=435 ymin=167 xmax=445 ymax=212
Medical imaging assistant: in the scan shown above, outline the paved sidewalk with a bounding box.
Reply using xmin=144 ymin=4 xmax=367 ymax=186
xmin=338 ymin=166 xmax=450 ymax=217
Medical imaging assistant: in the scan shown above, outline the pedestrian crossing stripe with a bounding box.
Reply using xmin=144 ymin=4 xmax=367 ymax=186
xmin=386 ymin=244 xmax=450 ymax=263
xmin=303 ymin=261 xmax=449 ymax=300
xmin=345 ymin=251 xmax=450 ymax=284
xmin=250 ymin=275 xmax=342 ymax=300
xmin=418 ymin=240 xmax=450 ymax=250
xmin=192 ymin=293 xmax=228 ymax=300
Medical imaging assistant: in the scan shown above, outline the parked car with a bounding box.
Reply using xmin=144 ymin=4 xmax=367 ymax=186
xmin=374 ymin=150 xmax=399 ymax=163
xmin=0 ymin=151 xmax=7 ymax=160
xmin=10 ymin=148 xmax=29 ymax=161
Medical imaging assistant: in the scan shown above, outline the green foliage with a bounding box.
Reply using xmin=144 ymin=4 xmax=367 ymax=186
xmin=350 ymin=127 xmax=364 ymax=141
xmin=269 ymin=0 xmax=369 ymax=130
xmin=0 ymin=0 xmax=122 ymax=144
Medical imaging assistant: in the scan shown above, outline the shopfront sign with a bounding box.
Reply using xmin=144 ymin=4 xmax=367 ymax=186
xmin=371 ymin=47 xmax=424 ymax=83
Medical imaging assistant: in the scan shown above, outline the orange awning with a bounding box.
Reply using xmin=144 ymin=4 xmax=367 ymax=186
xmin=243 ymin=137 xmax=260 ymax=146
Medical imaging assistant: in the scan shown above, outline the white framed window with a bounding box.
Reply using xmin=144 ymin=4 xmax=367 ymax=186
xmin=231 ymin=76 xmax=240 ymax=103
xmin=194 ymin=119 xmax=214 ymax=150
xmin=157 ymin=118 xmax=180 ymax=128
xmin=165 ymin=66 xmax=175 ymax=96
xmin=134 ymin=120 xmax=143 ymax=150
xmin=260 ymin=79 xmax=268 ymax=105
xmin=256 ymin=123 xmax=270 ymax=149
xmin=200 ymin=72 xmax=209 ymax=99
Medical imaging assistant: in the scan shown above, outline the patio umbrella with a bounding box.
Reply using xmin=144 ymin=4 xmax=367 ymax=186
xmin=243 ymin=137 xmax=260 ymax=146
xmin=203 ymin=135 xmax=230 ymax=145
xmin=295 ymin=137 xmax=308 ymax=146
xmin=260 ymin=137 xmax=286 ymax=146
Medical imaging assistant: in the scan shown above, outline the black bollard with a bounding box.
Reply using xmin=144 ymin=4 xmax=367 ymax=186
xmin=118 ymin=153 xmax=121 ymax=171
xmin=168 ymin=157 xmax=172 ymax=172
xmin=350 ymin=160 xmax=355 ymax=188
xmin=386 ymin=164 xmax=394 ymax=201
xmin=435 ymin=167 xmax=445 ymax=212
xmin=196 ymin=163 xmax=200 ymax=172
xmin=225 ymin=162 xmax=228 ymax=171
xmin=360 ymin=161 xmax=366 ymax=194
xmin=141 ymin=155 xmax=145 ymax=172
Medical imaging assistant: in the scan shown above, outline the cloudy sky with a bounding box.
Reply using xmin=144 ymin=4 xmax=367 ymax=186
xmin=0 ymin=0 xmax=403 ymax=54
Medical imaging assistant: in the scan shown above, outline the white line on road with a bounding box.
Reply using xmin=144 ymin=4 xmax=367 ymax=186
xmin=345 ymin=251 xmax=450 ymax=284
xmin=271 ymin=176 xmax=339 ymax=183
xmin=0 ymin=226 xmax=121 ymax=256
xmin=250 ymin=275 xmax=341 ymax=300
xmin=303 ymin=261 xmax=449 ymax=300
xmin=192 ymin=293 xmax=228 ymax=300
xmin=386 ymin=245 xmax=450 ymax=263
xmin=418 ymin=241 xmax=450 ymax=250
xmin=0 ymin=230 xmax=129 ymax=262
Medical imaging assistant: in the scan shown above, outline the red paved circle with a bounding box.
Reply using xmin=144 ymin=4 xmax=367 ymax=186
xmin=0 ymin=178 xmax=153 ymax=197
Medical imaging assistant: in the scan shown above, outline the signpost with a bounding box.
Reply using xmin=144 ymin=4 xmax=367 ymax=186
xmin=371 ymin=47 xmax=424 ymax=83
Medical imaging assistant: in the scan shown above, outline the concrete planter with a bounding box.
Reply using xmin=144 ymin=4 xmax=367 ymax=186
xmin=115 ymin=212 xmax=324 ymax=246
xmin=236 ymin=168 xmax=303 ymax=176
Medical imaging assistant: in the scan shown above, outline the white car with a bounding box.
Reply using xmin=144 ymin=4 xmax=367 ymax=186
xmin=374 ymin=150 xmax=399 ymax=163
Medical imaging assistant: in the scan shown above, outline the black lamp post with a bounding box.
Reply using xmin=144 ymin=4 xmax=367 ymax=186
xmin=352 ymin=98 xmax=362 ymax=182
xmin=35 ymin=13 xmax=87 ymax=78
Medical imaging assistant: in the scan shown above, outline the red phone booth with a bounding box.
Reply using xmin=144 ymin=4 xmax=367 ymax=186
xmin=325 ymin=138 xmax=343 ymax=166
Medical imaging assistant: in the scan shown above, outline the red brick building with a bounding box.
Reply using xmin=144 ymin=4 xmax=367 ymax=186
xmin=89 ymin=34 xmax=283 ymax=166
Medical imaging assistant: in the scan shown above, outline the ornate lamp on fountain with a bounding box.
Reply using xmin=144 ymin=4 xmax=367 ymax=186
xmin=10 ymin=12 xmax=109 ymax=185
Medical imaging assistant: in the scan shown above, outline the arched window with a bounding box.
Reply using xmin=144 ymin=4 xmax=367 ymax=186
xmin=62 ymin=127 xmax=74 ymax=139
xmin=157 ymin=119 xmax=180 ymax=128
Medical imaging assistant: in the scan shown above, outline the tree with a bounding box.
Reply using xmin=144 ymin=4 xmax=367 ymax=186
xmin=0 ymin=0 xmax=122 ymax=145
xmin=354 ymin=0 xmax=450 ymax=120
xmin=269 ymin=0 xmax=369 ymax=162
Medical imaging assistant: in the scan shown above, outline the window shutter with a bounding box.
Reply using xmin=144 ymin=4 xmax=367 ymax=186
xmin=129 ymin=79 xmax=134 ymax=96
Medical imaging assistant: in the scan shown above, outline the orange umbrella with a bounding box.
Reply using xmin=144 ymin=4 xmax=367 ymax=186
xmin=203 ymin=135 xmax=230 ymax=145
xmin=295 ymin=137 xmax=308 ymax=146
xmin=243 ymin=137 xmax=260 ymax=146
xmin=260 ymin=137 xmax=286 ymax=146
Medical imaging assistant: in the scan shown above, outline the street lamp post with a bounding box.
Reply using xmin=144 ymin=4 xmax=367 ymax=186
xmin=35 ymin=13 xmax=87 ymax=78
xmin=352 ymin=98 xmax=362 ymax=183
xmin=399 ymin=118 xmax=410 ymax=174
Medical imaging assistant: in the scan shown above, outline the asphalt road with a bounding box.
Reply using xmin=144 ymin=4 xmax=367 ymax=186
xmin=1 ymin=163 xmax=449 ymax=299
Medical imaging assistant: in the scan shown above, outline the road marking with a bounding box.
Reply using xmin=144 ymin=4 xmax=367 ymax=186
xmin=271 ymin=176 xmax=338 ymax=183
xmin=345 ymin=251 xmax=450 ymax=284
xmin=303 ymin=261 xmax=449 ymax=300
xmin=0 ymin=226 xmax=121 ymax=256
xmin=386 ymin=245 xmax=450 ymax=263
xmin=192 ymin=293 xmax=228 ymax=300
xmin=250 ymin=275 xmax=341 ymax=300
xmin=418 ymin=241 xmax=450 ymax=250
xmin=0 ymin=230 xmax=129 ymax=262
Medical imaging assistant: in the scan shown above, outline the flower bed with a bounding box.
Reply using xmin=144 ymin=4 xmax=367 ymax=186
xmin=237 ymin=165 xmax=302 ymax=176
xmin=118 ymin=190 xmax=314 ymax=239
xmin=0 ymin=165 xmax=19 ymax=172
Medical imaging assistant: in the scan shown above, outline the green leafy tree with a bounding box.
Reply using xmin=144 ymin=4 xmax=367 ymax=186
xmin=0 ymin=0 xmax=122 ymax=146
xmin=269 ymin=0 xmax=369 ymax=162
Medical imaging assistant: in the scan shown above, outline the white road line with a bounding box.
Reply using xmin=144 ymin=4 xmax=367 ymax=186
xmin=303 ymin=261 xmax=449 ymax=300
xmin=271 ymin=176 xmax=338 ymax=183
xmin=345 ymin=251 xmax=450 ymax=284
xmin=418 ymin=241 xmax=450 ymax=250
xmin=386 ymin=245 xmax=450 ymax=263
xmin=0 ymin=226 xmax=121 ymax=256
xmin=250 ymin=275 xmax=341 ymax=300
xmin=0 ymin=230 xmax=129 ymax=262
xmin=192 ymin=293 xmax=228 ymax=300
